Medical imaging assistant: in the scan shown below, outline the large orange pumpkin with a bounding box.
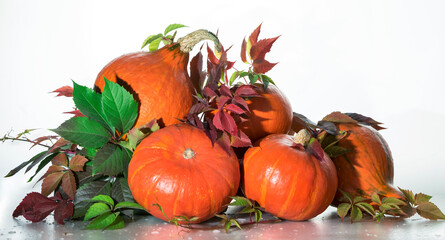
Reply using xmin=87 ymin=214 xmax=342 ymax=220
xmin=127 ymin=124 xmax=240 ymax=223
xmin=238 ymin=84 xmax=293 ymax=142
xmin=330 ymin=122 xmax=405 ymax=206
xmin=243 ymin=130 xmax=338 ymax=220
xmin=94 ymin=30 xmax=220 ymax=128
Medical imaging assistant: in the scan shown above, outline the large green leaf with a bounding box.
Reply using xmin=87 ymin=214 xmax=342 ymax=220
xmin=93 ymin=144 xmax=125 ymax=176
xmin=72 ymin=181 xmax=111 ymax=219
xmin=111 ymin=177 xmax=135 ymax=203
xmin=72 ymin=81 xmax=113 ymax=132
xmin=52 ymin=117 xmax=111 ymax=149
xmin=102 ymin=79 xmax=138 ymax=135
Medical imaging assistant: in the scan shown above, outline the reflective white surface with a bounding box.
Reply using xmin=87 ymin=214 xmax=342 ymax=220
xmin=1 ymin=173 xmax=444 ymax=240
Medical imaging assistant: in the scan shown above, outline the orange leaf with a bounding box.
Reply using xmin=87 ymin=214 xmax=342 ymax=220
xmin=69 ymin=155 xmax=88 ymax=172
xmin=41 ymin=171 xmax=65 ymax=196
xmin=61 ymin=171 xmax=76 ymax=200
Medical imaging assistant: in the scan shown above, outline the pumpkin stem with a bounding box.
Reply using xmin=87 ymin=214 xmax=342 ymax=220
xmin=177 ymin=29 xmax=221 ymax=54
xmin=183 ymin=148 xmax=196 ymax=159
xmin=293 ymin=129 xmax=311 ymax=147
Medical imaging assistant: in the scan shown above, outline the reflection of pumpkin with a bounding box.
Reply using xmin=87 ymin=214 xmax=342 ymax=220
xmin=238 ymin=84 xmax=292 ymax=142
xmin=331 ymin=123 xmax=404 ymax=206
xmin=243 ymin=131 xmax=338 ymax=220
xmin=127 ymin=124 xmax=240 ymax=223
xmin=94 ymin=30 xmax=219 ymax=128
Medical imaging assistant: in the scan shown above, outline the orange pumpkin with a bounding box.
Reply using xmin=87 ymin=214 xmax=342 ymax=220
xmin=238 ymin=84 xmax=293 ymax=142
xmin=331 ymin=122 xmax=405 ymax=206
xmin=127 ymin=124 xmax=240 ymax=223
xmin=94 ymin=30 xmax=220 ymax=128
xmin=243 ymin=130 xmax=338 ymax=220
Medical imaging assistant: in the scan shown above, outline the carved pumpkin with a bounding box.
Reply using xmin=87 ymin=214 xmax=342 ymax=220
xmin=94 ymin=30 xmax=220 ymax=128
xmin=243 ymin=130 xmax=338 ymax=221
xmin=127 ymin=124 xmax=240 ymax=223
xmin=238 ymin=84 xmax=293 ymax=142
xmin=330 ymin=122 xmax=405 ymax=206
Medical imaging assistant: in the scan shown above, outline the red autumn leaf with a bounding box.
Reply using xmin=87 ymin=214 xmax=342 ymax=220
xmin=64 ymin=109 xmax=85 ymax=118
xmin=190 ymin=51 xmax=205 ymax=93
xmin=69 ymin=154 xmax=88 ymax=172
xmin=249 ymin=23 xmax=262 ymax=46
xmin=241 ymin=38 xmax=248 ymax=63
xmin=51 ymin=86 xmax=73 ymax=97
xmin=38 ymin=165 xmax=65 ymax=183
xmin=230 ymin=130 xmax=252 ymax=148
xmin=234 ymin=84 xmax=259 ymax=97
xmin=61 ymin=171 xmax=76 ymax=200
xmin=29 ymin=136 xmax=59 ymax=149
xmin=51 ymin=153 xmax=68 ymax=167
xmin=252 ymin=58 xmax=278 ymax=74
xmin=219 ymin=84 xmax=233 ymax=97
xmin=250 ymin=37 xmax=280 ymax=62
xmin=322 ymin=111 xmax=358 ymax=124
xmin=225 ymin=103 xmax=246 ymax=115
xmin=41 ymin=171 xmax=65 ymax=197
xmin=217 ymin=96 xmax=232 ymax=110
xmin=214 ymin=110 xmax=238 ymax=136
xmin=232 ymin=96 xmax=250 ymax=112
xmin=207 ymin=44 xmax=220 ymax=65
xmin=307 ymin=139 xmax=325 ymax=161
xmin=48 ymin=138 xmax=71 ymax=153
xmin=13 ymin=192 xmax=57 ymax=222
xmin=53 ymin=200 xmax=74 ymax=225
xmin=204 ymin=86 xmax=218 ymax=98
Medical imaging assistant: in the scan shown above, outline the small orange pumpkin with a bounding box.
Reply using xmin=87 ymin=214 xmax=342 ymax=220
xmin=238 ymin=84 xmax=293 ymax=142
xmin=127 ymin=124 xmax=240 ymax=223
xmin=243 ymin=130 xmax=338 ymax=220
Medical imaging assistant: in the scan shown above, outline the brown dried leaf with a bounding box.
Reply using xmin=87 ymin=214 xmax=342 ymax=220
xmin=69 ymin=155 xmax=88 ymax=172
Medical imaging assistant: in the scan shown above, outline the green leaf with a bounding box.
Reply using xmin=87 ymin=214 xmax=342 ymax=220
xmin=224 ymin=221 xmax=231 ymax=232
xmin=90 ymin=194 xmax=115 ymax=207
xmin=105 ymin=215 xmax=125 ymax=230
xmin=382 ymin=197 xmax=406 ymax=206
xmin=52 ymin=117 xmax=111 ymax=149
xmin=416 ymin=202 xmax=445 ymax=220
xmin=72 ymin=181 xmax=111 ymax=219
xmin=115 ymin=202 xmax=145 ymax=210
xmin=28 ymin=152 xmax=59 ymax=182
xmin=324 ymin=145 xmax=351 ymax=158
xmin=240 ymin=207 xmax=255 ymax=213
xmin=111 ymin=177 xmax=135 ymax=203
xmin=102 ymin=79 xmax=138 ymax=135
xmin=93 ymin=144 xmax=125 ymax=176
xmin=85 ymin=212 xmax=119 ymax=230
xmin=356 ymin=202 xmax=376 ymax=217
xmin=149 ymin=37 xmax=162 ymax=51
xmin=379 ymin=203 xmax=393 ymax=211
xmin=339 ymin=190 xmax=353 ymax=203
xmin=353 ymin=196 xmax=368 ymax=203
xmin=229 ymin=71 xmax=240 ymax=86
xmin=141 ymin=33 xmax=163 ymax=49
xmin=414 ymin=193 xmax=432 ymax=205
xmin=84 ymin=202 xmax=111 ymax=221
xmin=255 ymin=209 xmax=262 ymax=223
xmin=337 ymin=203 xmax=351 ymax=221
xmin=350 ymin=206 xmax=363 ymax=222
xmin=230 ymin=196 xmax=252 ymax=207
xmin=371 ymin=192 xmax=382 ymax=205
xmin=188 ymin=216 xmax=199 ymax=222
xmin=230 ymin=219 xmax=242 ymax=230
xmin=248 ymin=73 xmax=257 ymax=85
xmin=261 ymin=74 xmax=275 ymax=85
xmin=164 ymin=24 xmax=186 ymax=35
xmin=5 ymin=151 xmax=47 ymax=177
xmin=398 ymin=187 xmax=415 ymax=205
xmin=72 ymin=81 xmax=112 ymax=132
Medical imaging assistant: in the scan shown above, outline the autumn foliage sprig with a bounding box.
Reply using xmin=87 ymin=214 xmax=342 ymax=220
xmin=186 ymin=24 xmax=280 ymax=149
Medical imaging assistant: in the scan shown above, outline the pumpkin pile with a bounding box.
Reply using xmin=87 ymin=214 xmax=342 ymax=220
xmin=5 ymin=24 xmax=444 ymax=231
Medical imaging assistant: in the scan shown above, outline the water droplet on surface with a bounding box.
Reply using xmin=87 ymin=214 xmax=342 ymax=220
xmin=151 ymin=231 xmax=159 ymax=234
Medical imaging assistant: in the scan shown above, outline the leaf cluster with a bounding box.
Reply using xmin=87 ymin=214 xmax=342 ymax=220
xmin=84 ymin=195 xmax=145 ymax=230
xmin=398 ymin=187 xmax=445 ymax=220
xmin=337 ymin=190 xmax=406 ymax=223
xmin=141 ymin=24 xmax=187 ymax=51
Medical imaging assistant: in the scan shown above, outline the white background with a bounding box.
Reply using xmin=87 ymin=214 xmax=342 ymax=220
xmin=1 ymin=0 xmax=444 ymax=203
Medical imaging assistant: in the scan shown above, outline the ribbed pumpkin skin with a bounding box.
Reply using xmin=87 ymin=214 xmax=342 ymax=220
xmin=243 ymin=134 xmax=338 ymax=221
xmin=331 ymin=123 xmax=403 ymax=206
xmin=238 ymin=84 xmax=293 ymax=142
xmin=94 ymin=44 xmax=194 ymax=128
xmin=128 ymin=124 xmax=240 ymax=223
